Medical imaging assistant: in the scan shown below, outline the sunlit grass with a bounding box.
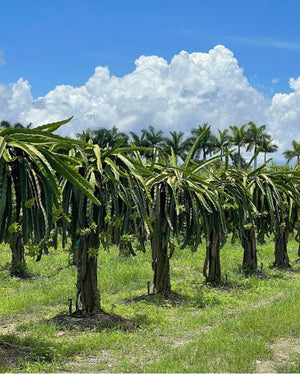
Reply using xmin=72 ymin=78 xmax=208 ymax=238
xmin=0 ymin=237 xmax=299 ymax=373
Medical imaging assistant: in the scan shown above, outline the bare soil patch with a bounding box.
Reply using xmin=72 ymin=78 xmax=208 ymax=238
xmin=252 ymin=292 xmax=284 ymax=309
xmin=0 ymin=341 xmax=30 ymax=368
xmin=50 ymin=310 xmax=134 ymax=331
xmin=64 ymin=349 xmax=114 ymax=373
xmin=256 ymin=338 xmax=300 ymax=373
xmin=168 ymin=325 xmax=214 ymax=348
xmin=124 ymin=291 xmax=187 ymax=306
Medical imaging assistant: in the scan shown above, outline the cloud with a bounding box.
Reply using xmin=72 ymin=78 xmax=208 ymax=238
xmin=266 ymin=77 xmax=300 ymax=154
xmin=0 ymin=45 xmax=299 ymax=163
xmin=272 ymin=78 xmax=279 ymax=84
xmin=0 ymin=51 xmax=6 ymax=66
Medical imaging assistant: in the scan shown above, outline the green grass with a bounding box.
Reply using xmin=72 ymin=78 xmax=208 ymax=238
xmin=0 ymin=237 xmax=299 ymax=373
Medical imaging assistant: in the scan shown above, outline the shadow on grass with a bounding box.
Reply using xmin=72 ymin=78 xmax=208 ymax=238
xmin=0 ymin=333 xmax=55 ymax=366
xmin=49 ymin=310 xmax=135 ymax=331
xmin=0 ymin=339 xmax=31 ymax=371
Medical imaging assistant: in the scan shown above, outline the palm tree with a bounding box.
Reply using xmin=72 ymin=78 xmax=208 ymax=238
xmin=260 ymin=138 xmax=278 ymax=163
xmin=0 ymin=120 xmax=32 ymax=129
xmin=0 ymin=120 xmax=10 ymax=128
xmin=131 ymin=125 xmax=166 ymax=160
xmin=283 ymin=140 xmax=300 ymax=166
xmin=230 ymin=153 xmax=247 ymax=170
xmin=141 ymin=125 xmax=165 ymax=148
xmin=186 ymin=123 xmax=212 ymax=161
xmin=245 ymin=122 xmax=270 ymax=169
xmin=92 ymin=126 xmax=128 ymax=148
xmin=129 ymin=131 xmax=150 ymax=159
xmin=229 ymin=124 xmax=248 ymax=169
xmin=76 ymin=129 xmax=93 ymax=142
xmin=213 ymin=129 xmax=231 ymax=161
xmin=163 ymin=130 xmax=187 ymax=160
xmin=129 ymin=131 xmax=147 ymax=147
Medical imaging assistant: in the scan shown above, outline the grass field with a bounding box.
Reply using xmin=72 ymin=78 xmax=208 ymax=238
xmin=0 ymin=237 xmax=299 ymax=373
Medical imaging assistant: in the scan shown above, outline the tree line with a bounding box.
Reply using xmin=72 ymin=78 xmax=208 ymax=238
xmin=77 ymin=121 xmax=278 ymax=168
xmin=3 ymin=119 xmax=300 ymax=167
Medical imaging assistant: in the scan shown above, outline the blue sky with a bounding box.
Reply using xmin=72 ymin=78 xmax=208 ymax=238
xmin=1 ymin=0 xmax=300 ymax=98
xmin=1 ymin=0 xmax=300 ymax=163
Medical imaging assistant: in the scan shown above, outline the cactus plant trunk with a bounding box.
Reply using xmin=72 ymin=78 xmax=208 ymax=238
xmin=76 ymin=236 xmax=101 ymax=316
xmin=203 ymin=229 xmax=221 ymax=284
xmin=241 ymin=227 xmax=257 ymax=274
xmin=273 ymin=227 xmax=291 ymax=269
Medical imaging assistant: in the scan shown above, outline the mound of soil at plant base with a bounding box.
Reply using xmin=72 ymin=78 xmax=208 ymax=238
xmin=50 ymin=310 xmax=135 ymax=331
xmin=0 ymin=341 xmax=30 ymax=367
xmin=124 ymin=291 xmax=186 ymax=306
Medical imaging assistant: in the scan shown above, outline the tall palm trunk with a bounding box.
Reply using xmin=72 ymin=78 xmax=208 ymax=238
xmin=254 ymin=145 xmax=258 ymax=169
xmin=237 ymin=145 xmax=241 ymax=169
xmin=241 ymin=227 xmax=257 ymax=274
xmin=203 ymin=229 xmax=221 ymax=284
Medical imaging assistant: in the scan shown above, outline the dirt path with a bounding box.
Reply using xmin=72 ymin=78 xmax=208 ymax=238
xmin=256 ymin=338 xmax=300 ymax=373
xmin=166 ymin=292 xmax=286 ymax=349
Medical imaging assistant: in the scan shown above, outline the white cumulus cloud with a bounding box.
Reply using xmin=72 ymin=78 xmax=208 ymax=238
xmin=266 ymin=77 xmax=300 ymax=154
xmin=0 ymin=45 xmax=300 ymax=163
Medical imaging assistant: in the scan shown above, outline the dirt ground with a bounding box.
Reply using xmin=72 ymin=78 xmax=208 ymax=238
xmin=256 ymin=337 xmax=300 ymax=373
xmin=0 ymin=341 xmax=30 ymax=368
